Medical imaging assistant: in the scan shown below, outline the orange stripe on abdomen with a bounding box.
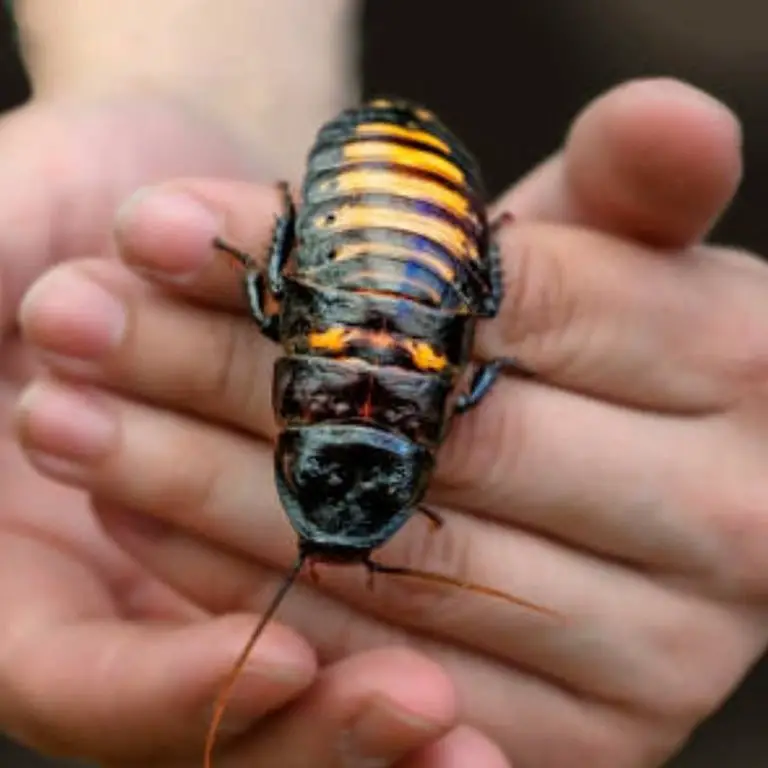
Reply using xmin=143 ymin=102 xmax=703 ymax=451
xmin=342 ymin=142 xmax=464 ymax=186
xmin=353 ymin=122 xmax=451 ymax=153
xmin=312 ymin=204 xmax=478 ymax=262
xmin=307 ymin=326 xmax=449 ymax=373
xmin=322 ymin=168 xmax=476 ymax=227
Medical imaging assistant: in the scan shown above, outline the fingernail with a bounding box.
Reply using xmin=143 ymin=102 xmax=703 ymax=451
xmin=17 ymin=381 xmax=117 ymax=477
xmin=116 ymin=187 xmax=221 ymax=281
xmin=343 ymin=695 xmax=437 ymax=761
xmin=20 ymin=271 xmax=126 ymax=370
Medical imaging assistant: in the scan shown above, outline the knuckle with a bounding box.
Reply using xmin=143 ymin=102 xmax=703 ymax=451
xmin=700 ymin=488 xmax=768 ymax=597
xmin=691 ymin=251 xmax=768 ymax=403
xmin=215 ymin=557 xmax=277 ymax=616
xmin=645 ymin=621 xmax=741 ymax=727
xmin=674 ymin=454 xmax=768 ymax=596
xmin=717 ymin=332 xmax=768 ymax=402
xmin=321 ymin=601 xmax=409 ymax=663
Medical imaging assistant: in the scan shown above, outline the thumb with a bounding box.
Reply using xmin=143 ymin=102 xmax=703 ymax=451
xmin=497 ymin=77 xmax=742 ymax=248
xmin=0 ymin=97 xmax=259 ymax=336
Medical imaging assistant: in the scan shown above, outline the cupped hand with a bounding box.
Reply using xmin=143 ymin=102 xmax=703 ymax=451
xmin=0 ymin=96 xmax=484 ymax=767
xmin=15 ymin=78 xmax=757 ymax=767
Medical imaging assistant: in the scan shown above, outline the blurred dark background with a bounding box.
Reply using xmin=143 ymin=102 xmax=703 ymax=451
xmin=0 ymin=1 xmax=766 ymax=765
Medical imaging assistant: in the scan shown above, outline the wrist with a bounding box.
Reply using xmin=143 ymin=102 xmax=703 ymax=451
xmin=11 ymin=0 xmax=362 ymax=179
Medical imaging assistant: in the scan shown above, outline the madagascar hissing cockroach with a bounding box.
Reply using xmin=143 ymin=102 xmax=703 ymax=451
xmin=204 ymin=97 xmax=559 ymax=768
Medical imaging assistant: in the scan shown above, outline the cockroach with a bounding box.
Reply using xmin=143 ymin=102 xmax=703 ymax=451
xmin=204 ymin=98 xmax=558 ymax=767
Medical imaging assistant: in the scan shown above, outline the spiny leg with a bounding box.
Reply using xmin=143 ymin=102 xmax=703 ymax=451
xmin=211 ymin=237 xmax=273 ymax=331
xmin=478 ymin=210 xmax=514 ymax=319
xmin=417 ymin=505 xmax=445 ymax=531
xmin=266 ymin=180 xmax=296 ymax=297
xmin=215 ymin=179 xmax=296 ymax=295
xmin=211 ymin=245 xmax=280 ymax=341
xmin=212 ymin=181 xmax=296 ymax=342
xmin=455 ymin=357 xmax=534 ymax=414
xmin=480 ymin=240 xmax=505 ymax=318
xmin=462 ymin=208 xmax=535 ymax=413
xmin=211 ymin=237 xmax=257 ymax=270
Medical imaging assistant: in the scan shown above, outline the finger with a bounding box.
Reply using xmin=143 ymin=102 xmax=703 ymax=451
xmin=113 ymin=178 xmax=284 ymax=312
xmin=477 ymin=222 xmax=768 ymax=412
xmin=497 ymin=77 xmax=742 ymax=247
xmin=18 ymin=258 xmax=277 ymax=436
xmin=226 ymin=647 xmax=455 ymax=768
xmin=0 ymin=100 xmax=255 ymax=335
xmin=15 ymin=376 xmax=760 ymax=715
xmin=0 ymin=532 xmax=316 ymax=763
xmin=429 ymin=370 xmax=766 ymax=588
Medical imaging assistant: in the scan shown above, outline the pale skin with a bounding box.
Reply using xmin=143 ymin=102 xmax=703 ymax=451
xmin=2 ymin=4 xmax=765 ymax=768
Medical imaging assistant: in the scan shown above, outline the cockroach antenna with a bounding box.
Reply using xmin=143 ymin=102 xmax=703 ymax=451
xmin=203 ymin=554 xmax=306 ymax=768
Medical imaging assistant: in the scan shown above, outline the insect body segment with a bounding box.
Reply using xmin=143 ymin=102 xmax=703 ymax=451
xmin=204 ymin=98 xmax=552 ymax=768
xmin=218 ymin=93 xmax=541 ymax=580
xmin=298 ymin=100 xmax=493 ymax=312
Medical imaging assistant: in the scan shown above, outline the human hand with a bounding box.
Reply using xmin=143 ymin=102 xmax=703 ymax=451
xmin=15 ymin=78 xmax=757 ymax=767
xmin=0 ymin=97 xmax=262 ymax=762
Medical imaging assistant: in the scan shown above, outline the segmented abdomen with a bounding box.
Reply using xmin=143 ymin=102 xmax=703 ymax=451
xmin=276 ymin=100 xmax=489 ymax=446
xmin=295 ymin=99 xmax=490 ymax=312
